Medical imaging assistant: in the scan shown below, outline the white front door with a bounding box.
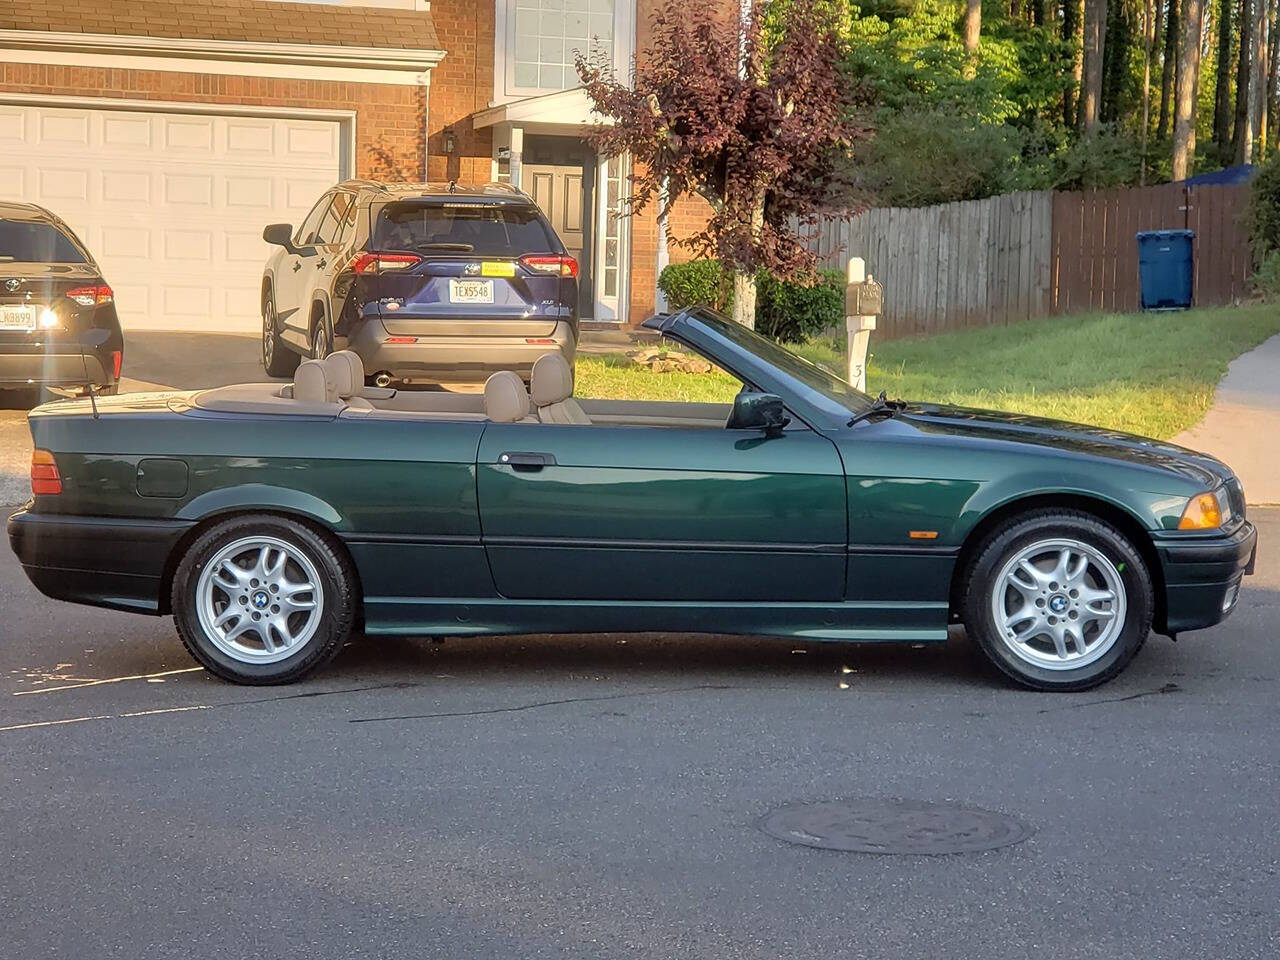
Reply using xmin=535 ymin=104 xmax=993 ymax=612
xmin=0 ymin=101 xmax=346 ymax=332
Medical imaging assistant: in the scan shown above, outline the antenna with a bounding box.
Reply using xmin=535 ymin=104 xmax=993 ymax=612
xmin=76 ymin=331 xmax=100 ymax=420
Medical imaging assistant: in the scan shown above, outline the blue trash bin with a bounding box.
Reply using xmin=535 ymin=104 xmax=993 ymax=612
xmin=1136 ymin=229 xmax=1194 ymax=310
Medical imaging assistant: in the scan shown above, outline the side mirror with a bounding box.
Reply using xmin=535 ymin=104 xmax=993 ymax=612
xmin=729 ymin=391 xmax=790 ymax=436
xmin=263 ymin=223 xmax=298 ymax=254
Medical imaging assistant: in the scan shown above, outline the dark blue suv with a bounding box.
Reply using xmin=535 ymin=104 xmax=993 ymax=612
xmin=261 ymin=181 xmax=578 ymax=386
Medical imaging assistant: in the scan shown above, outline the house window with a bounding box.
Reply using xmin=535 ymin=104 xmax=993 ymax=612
xmin=511 ymin=0 xmax=615 ymax=93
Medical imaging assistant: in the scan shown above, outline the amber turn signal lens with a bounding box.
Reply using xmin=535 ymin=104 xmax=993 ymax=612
xmin=1178 ymin=492 xmax=1224 ymax=530
xmin=30 ymin=449 xmax=62 ymax=496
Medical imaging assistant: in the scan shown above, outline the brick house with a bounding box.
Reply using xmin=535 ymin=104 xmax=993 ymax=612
xmin=0 ymin=0 xmax=716 ymax=333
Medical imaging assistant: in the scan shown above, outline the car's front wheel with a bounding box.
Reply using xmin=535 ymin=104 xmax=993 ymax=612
xmin=171 ymin=515 xmax=355 ymax=684
xmin=960 ymin=509 xmax=1154 ymax=691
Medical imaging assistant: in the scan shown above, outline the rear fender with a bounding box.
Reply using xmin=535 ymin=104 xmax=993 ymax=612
xmin=176 ymin=484 xmax=344 ymax=529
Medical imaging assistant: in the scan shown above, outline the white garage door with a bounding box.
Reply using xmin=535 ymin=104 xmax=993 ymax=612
xmin=0 ymin=102 xmax=346 ymax=332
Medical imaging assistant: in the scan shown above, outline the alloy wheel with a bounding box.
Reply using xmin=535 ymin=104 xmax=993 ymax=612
xmin=262 ymin=301 xmax=275 ymax=366
xmin=989 ymin=537 xmax=1126 ymax=671
xmin=195 ymin=536 xmax=324 ymax=664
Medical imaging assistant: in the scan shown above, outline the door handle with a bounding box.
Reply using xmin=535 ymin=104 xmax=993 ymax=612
xmin=292 ymin=261 xmax=302 ymax=272
xmin=498 ymin=451 xmax=556 ymax=471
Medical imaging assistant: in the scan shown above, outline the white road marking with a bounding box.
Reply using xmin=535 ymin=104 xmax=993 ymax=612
xmin=13 ymin=666 xmax=204 ymax=696
xmin=0 ymin=704 xmax=211 ymax=734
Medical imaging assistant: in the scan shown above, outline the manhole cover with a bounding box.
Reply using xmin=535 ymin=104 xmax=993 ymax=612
xmin=758 ymin=798 xmax=1032 ymax=855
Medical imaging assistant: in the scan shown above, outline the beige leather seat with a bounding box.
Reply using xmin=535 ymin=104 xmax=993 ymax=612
xmin=293 ymin=359 xmax=330 ymax=405
xmin=484 ymin=370 xmax=535 ymax=423
xmin=531 ymin=353 xmax=589 ymax=425
xmin=323 ymin=352 xmax=373 ymax=410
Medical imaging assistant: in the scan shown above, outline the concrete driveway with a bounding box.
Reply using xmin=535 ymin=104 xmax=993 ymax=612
xmin=0 ymin=332 xmax=264 ymax=503
xmin=0 ymin=509 xmax=1276 ymax=959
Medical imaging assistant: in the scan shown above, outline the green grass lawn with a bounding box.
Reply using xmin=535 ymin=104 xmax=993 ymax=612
xmin=575 ymin=304 xmax=1280 ymax=439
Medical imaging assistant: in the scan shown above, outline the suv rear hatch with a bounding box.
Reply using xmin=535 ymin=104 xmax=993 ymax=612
xmin=365 ymin=199 xmax=576 ymax=339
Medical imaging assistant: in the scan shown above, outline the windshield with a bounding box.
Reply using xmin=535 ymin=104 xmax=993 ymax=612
xmin=375 ymin=202 xmax=557 ymax=256
xmin=0 ymin=219 xmax=87 ymax=263
xmin=687 ymin=308 xmax=875 ymax=417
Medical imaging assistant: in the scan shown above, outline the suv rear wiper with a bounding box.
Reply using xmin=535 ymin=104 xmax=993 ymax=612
xmin=847 ymin=390 xmax=907 ymax=427
xmin=415 ymin=242 xmax=474 ymax=251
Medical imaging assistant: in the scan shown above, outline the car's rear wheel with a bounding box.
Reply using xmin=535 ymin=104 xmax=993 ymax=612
xmin=960 ymin=509 xmax=1153 ymax=691
xmin=311 ymin=313 xmax=333 ymax=361
xmin=171 ymin=515 xmax=355 ymax=684
xmin=262 ymin=286 xmax=300 ymax=378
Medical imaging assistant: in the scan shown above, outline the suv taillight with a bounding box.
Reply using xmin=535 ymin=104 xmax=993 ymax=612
xmin=348 ymin=252 xmax=422 ymax=275
xmin=520 ymin=254 xmax=578 ymax=278
xmin=31 ymin=450 xmax=62 ymax=496
xmin=66 ymin=284 xmax=113 ymax=307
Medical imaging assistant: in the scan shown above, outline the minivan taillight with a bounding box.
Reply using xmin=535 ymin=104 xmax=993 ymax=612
xmin=348 ymin=252 xmax=422 ymax=275
xmin=31 ymin=450 xmax=62 ymax=496
xmin=520 ymin=254 xmax=578 ymax=278
xmin=66 ymin=284 xmax=113 ymax=307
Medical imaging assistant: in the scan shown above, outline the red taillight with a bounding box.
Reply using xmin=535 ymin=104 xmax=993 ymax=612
xmin=385 ymin=336 xmax=418 ymax=344
xmin=111 ymin=350 xmax=123 ymax=379
xmin=31 ymin=449 xmax=62 ymax=496
xmin=348 ymin=252 xmax=422 ymax=275
xmin=520 ymin=254 xmax=578 ymax=278
xmin=525 ymin=338 xmax=557 ymax=344
xmin=66 ymin=284 xmax=113 ymax=307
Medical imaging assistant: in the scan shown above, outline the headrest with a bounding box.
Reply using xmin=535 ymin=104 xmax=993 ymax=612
xmin=324 ymin=351 xmax=364 ymax=400
xmin=530 ymin=352 xmax=573 ymax=407
xmin=483 ymin=370 xmax=530 ymax=423
xmin=294 ymin=360 xmax=330 ymax=405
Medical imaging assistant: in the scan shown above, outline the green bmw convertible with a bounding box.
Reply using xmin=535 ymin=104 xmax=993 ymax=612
xmin=7 ymin=307 xmax=1256 ymax=690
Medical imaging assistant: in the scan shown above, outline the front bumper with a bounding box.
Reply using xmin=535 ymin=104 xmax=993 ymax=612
xmin=348 ymin=320 xmax=577 ymax=384
xmin=1155 ymin=520 xmax=1257 ymax=634
xmin=7 ymin=510 xmax=193 ymax=614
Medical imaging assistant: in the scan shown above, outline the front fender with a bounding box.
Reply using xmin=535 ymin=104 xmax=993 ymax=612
xmin=176 ymin=483 xmax=344 ymax=529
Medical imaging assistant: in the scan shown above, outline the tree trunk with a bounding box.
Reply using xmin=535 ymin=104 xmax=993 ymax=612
xmin=1065 ymin=0 xmax=1084 ymax=125
xmin=1080 ymin=0 xmax=1109 ymax=131
xmin=1159 ymin=0 xmax=1179 ymax=138
xmin=1269 ymin=0 xmax=1280 ymax=151
xmin=1142 ymin=0 xmax=1154 ymax=181
xmin=1235 ymin=0 xmax=1254 ymax=161
xmin=1032 ymin=0 xmax=1047 ymax=24
xmin=1213 ymin=0 xmax=1235 ymax=154
xmin=1173 ymin=0 xmax=1206 ymax=178
xmin=1250 ymin=0 xmax=1269 ymax=158
xmin=964 ymin=0 xmax=982 ymax=78
xmin=731 ymin=268 xmax=757 ymax=330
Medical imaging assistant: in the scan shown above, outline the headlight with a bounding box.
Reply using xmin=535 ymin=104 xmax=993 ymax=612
xmin=1178 ymin=489 xmax=1233 ymax=530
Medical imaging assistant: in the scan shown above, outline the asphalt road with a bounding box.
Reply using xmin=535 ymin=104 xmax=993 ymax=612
xmin=1 ymin=501 xmax=1276 ymax=959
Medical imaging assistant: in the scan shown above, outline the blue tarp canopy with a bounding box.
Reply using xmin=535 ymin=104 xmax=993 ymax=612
xmin=1181 ymin=164 xmax=1256 ymax=186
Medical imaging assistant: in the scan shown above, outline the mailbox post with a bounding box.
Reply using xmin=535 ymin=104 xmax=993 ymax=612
xmin=845 ymin=257 xmax=882 ymax=392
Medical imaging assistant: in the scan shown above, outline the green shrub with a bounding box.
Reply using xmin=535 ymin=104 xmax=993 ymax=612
xmin=657 ymin=260 xmax=732 ymax=312
xmin=756 ymin=268 xmax=845 ymax=342
xmin=1254 ymin=251 xmax=1280 ymax=303
xmin=1248 ymin=153 xmax=1280 ymax=263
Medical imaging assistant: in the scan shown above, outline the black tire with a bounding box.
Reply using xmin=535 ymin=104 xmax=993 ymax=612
xmin=960 ymin=509 xmax=1153 ymax=691
xmin=262 ymin=285 xmax=301 ymax=378
xmin=171 ymin=514 xmax=356 ymax=684
xmin=310 ymin=310 xmax=333 ymax=361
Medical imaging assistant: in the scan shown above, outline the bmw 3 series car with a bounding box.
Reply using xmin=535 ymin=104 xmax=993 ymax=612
xmin=0 ymin=201 xmax=123 ymax=398
xmin=260 ymin=181 xmax=578 ymax=387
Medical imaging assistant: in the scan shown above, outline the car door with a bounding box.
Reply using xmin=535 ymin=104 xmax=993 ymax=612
xmin=475 ymin=420 xmax=848 ymax=602
xmin=276 ymin=193 xmax=334 ymax=347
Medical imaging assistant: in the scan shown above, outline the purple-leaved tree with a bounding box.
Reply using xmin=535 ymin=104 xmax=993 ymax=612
xmin=575 ymin=0 xmax=869 ymax=328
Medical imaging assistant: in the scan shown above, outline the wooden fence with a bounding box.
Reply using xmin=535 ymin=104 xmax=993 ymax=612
xmin=805 ymin=182 xmax=1253 ymax=339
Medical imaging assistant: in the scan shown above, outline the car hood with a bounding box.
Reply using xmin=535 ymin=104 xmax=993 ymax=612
xmin=899 ymin=402 xmax=1233 ymax=489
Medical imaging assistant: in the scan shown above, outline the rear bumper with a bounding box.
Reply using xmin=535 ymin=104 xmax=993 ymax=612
xmin=0 ymin=351 xmax=109 ymax=389
xmin=7 ymin=509 xmax=192 ymax=614
xmin=1155 ymin=521 xmax=1257 ymax=634
xmin=348 ymin=320 xmax=576 ymax=384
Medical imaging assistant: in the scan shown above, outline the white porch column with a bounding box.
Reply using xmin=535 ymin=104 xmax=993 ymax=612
xmin=509 ymin=125 xmax=524 ymax=192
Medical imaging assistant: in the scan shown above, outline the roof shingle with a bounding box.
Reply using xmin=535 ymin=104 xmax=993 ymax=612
xmin=0 ymin=0 xmax=441 ymax=51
